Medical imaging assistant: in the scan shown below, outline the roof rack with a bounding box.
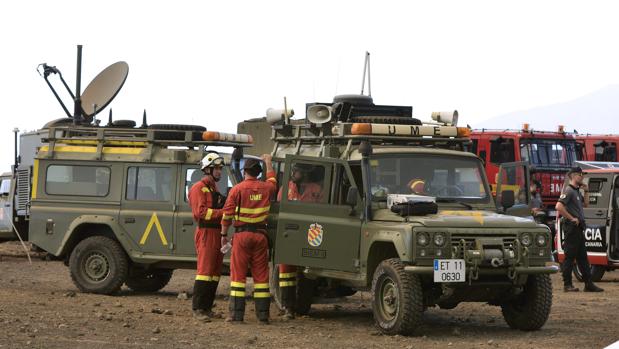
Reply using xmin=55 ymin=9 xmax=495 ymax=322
xmin=271 ymin=121 xmax=471 ymax=156
xmin=40 ymin=125 xmax=253 ymax=162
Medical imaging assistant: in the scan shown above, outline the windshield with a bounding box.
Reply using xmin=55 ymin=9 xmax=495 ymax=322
xmin=369 ymin=154 xmax=490 ymax=203
xmin=519 ymin=139 xmax=576 ymax=167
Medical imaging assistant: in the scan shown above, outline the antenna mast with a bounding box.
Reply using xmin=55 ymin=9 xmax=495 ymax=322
xmin=360 ymin=51 xmax=371 ymax=97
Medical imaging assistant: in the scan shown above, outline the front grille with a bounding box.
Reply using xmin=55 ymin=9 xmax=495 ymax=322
xmin=451 ymin=233 xmax=518 ymax=258
xmin=16 ymin=168 xmax=30 ymax=215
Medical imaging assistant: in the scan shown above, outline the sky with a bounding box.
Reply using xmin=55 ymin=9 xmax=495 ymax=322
xmin=1 ymin=0 xmax=619 ymax=171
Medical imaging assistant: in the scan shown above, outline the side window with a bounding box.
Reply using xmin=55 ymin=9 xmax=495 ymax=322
xmin=470 ymin=139 xmax=478 ymax=155
xmin=490 ymin=138 xmax=515 ymax=164
xmin=126 ymin=167 xmax=172 ymax=201
xmin=184 ymin=168 xmax=230 ymax=202
xmin=283 ymin=162 xmax=329 ymax=204
xmin=0 ymin=179 xmax=11 ymax=195
xmin=46 ymin=165 xmax=110 ymax=197
xmin=479 ymin=149 xmax=487 ymax=163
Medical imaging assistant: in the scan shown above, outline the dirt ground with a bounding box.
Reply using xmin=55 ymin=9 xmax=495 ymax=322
xmin=0 ymin=241 xmax=618 ymax=349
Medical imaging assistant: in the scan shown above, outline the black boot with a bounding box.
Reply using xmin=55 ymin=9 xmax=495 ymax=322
xmin=255 ymin=297 xmax=271 ymax=324
xmin=192 ymin=280 xmax=211 ymax=321
xmin=584 ymin=282 xmax=604 ymax=292
xmin=193 ymin=280 xmax=209 ymax=310
xmin=203 ymin=281 xmax=222 ymax=318
xmin=281 ymin=286 xmax=296 ymax=320
xmin=564 ymin=284 xmax=579 ymax=292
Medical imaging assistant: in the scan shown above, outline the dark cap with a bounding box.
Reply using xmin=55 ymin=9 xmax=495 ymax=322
xmin=567 ymin=166 xmax=583 ymax=175
xmin=243 ymin=158 xmax=262 ymax=172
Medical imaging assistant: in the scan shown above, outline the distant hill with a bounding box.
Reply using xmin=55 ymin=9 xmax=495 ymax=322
xmin=478 ymin=85 xmax=619 ymax=134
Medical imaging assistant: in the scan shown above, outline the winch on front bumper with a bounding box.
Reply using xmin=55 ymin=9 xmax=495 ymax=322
xmin=404 ymin=231 xmax=559 ymax=284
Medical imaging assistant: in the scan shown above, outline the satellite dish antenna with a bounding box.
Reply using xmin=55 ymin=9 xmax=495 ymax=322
xmin=80 ymin=61 xmax=129 ymax=122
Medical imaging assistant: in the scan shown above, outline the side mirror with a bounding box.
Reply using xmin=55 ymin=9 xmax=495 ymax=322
xmin=346 ymin=187 xmax=359 ymax=207
xmin=501 ymin=190 xmax=515 ymax=210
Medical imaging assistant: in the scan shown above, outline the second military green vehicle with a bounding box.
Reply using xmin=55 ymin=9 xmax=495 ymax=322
xmin=240 ymin=94 xmax=558 ymax=334
xmin=17 ymin=47 xmax=257 ymax=294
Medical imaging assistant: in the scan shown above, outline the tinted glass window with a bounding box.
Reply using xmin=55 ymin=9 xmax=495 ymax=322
xmin=126 ymin=167 xmax=172 ymax=201
xmin=490 ymin=138 xmax=515 ymax=164
xmin=282 ymin=162 xmax=329 ymax=204
xmin=0 ymin=179 xmax=10 ymax=195
xmin=46 ymin=165 xmax=110 ymax=197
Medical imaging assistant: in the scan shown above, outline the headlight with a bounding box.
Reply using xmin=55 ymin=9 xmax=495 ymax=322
xmin=417 ymin=232 xmax=429 ymax=246
xmin=433 ymin=233 xmax=446 ymax=247
xmin=520 ymin=233 xmax=532 ymax=247
xmin=536 ymin=234 xmax=547 ymax=247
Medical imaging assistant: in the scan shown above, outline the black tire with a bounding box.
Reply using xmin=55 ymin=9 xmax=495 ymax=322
xmin=501 ymin=274 xmax=553 ymax=331
xmin=43 ymin=118 xmax=74 ymax=128
xmin=333 ymin=94 xmax=374 ymax=106
xmin=69 ymin=236 xmax=129 ymax=295
xmin=295 ymin=274 xmax=317 ymax=315
xmin=349 ymin=116 xmax=422 ymax=125
xmin=147 ymin=124 xmax=206 ymax=141
xmin=574 ymin=264 xmax=606 ymax=282
xmin=109 ymin=119 xmax=136 ymax=128
xmin=371 ymin=258 xmax=423 ymax=335
xmin=270 ymin=263 xmax=285 ymax=310
xmin=125 ymin=268 xmax=173 ymax=292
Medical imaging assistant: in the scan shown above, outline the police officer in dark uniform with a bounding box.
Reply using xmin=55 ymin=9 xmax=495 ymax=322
xmin=555 ymin=166 xmax=604 ymax=292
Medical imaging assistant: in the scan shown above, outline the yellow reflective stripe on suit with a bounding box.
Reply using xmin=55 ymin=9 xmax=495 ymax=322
xmin=195 ymin=275 xmax=220 ymax=281
xmin=279 ymin=281 xmax=297 ymax=287
xmin=230 ymin=290 xmax=246 ymax=297
xmin=204 ymin=208 xmax=213 ymax=220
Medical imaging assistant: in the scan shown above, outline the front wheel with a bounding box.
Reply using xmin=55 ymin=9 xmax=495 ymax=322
xmin=125 ymin=268 xmax=173 ymax=292
xmin=69 ymin=236 xmax=129 ymax=295
xmin=574 ymin=264 xmax=606 ymax=282
xmin=371 ymin=259 xmax=423 ymax=335
xmin=501 ymin=274 xmax=553 ymax=331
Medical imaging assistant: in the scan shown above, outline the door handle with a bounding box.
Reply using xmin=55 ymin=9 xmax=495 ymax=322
xmin=285 ymin=223 xmax=299 ymax=230
xmin=124 ymin=217 xmax=135 ymax=224
xmin=182 ymin=219 xmax=194 ymax=226
xmin=595 ymin=210 xmax=605 ymax=216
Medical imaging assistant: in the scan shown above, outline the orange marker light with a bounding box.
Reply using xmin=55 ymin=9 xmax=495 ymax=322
xmin=456 ymin=127 xmax=471 ymax=138
xmin=202 ymin=131 xmax=253 ymax=144
xmin=351 ymin=123 xmax=372 ymax=135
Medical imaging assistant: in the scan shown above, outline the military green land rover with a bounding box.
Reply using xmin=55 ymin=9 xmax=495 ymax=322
xmin=26 ymin=122 xmax=254 ymax=294
xmin=240 ymin=95 xmax=558 ymax=335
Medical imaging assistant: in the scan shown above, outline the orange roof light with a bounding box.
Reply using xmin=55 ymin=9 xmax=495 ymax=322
xmin=202 ymin=131 xmax=253 ymax=144
xmin=456 ymin=127 xmax=471 ymax=138
xmin=522 ymin=123 xmax=530 ymax=131
xmin=557 ymin=125 xmax=565 ymax=133
xmin=351 ymin=123 xmax=372 ymax=135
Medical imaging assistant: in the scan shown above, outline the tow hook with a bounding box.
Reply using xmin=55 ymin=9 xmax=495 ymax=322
xmin=490 ymin=258 xmax=504 ymax=268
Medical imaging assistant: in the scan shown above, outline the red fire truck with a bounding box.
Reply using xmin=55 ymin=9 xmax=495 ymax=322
xmin=575 ymin=135 xmax=619 ymax=162
xmin=470 ymin=125 xmax=578 ymax=217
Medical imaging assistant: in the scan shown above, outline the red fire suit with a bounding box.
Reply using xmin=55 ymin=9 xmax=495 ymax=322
xmin=277 ymin=180 xmax=323 ymax=313
xmin=188 ymin=176 xmax=224 ymax=313
xmin=221 ymin=170 xmax=277 ymax=321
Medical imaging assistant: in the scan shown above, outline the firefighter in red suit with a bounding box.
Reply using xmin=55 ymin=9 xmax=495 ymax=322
xmin=188 ymin=152 xmax=226 ymax=321
xmin=276 ymin=164 xmax=322 ymax=319
xmin=220 ymin=154 xmax=277 ymax=323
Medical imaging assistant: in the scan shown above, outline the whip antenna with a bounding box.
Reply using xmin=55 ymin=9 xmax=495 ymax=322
xmin=360 ymin=51 xmax=371 ymax=97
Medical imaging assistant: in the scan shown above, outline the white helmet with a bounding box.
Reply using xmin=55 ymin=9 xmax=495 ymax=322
xmin=201 ymin=152 xmax=225 ymax=170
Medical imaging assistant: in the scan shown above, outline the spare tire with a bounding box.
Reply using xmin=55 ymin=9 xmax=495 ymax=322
xmin=109 ymin=119 xmax=136 ymax=128
xmin=349 ymin=116 xmax=422 ymax=125
xmin=147 ymin=124 xmax=206 ymax=141
xmin=43 ymin=118 xmax=75 ymax=128
xmin=333 ymin=94 xmax=374 ymax=106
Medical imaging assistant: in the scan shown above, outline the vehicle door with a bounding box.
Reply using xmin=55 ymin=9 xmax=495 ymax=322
xmin=495 ymin=161 xmax=530 ymax=217
xmin=610 ymin=175 xmax=619 ymax=262
xmin=174 ymin=164 xmax=234 ymax=256
xmin=120 ymin=164 xmax=177 ymax=255
xmin=274 ymin=155 xmax=362 ymax=272
xmin=582 ymin=173 xmax=613 ymax=258
xmin=0 ymin=176 xmax=13 ymax=234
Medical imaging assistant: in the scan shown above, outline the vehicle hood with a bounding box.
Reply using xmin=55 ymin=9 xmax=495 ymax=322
xmin=373 ymin=209 xmax=539 ymax=228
